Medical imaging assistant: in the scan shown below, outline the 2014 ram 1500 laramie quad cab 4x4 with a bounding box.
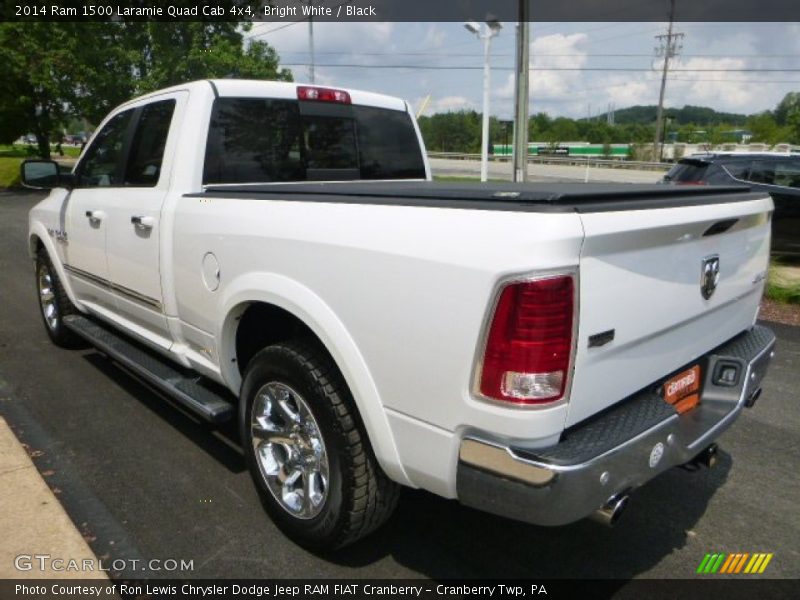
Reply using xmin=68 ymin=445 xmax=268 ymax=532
xmin=24 ymin=80 xmax=776 ymax=549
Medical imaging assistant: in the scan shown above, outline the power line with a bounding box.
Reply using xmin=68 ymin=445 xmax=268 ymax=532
xmin=669 ymin=77 xmax=800 ymax=84
xmin=246 ymin=0 xmax=355 ymax=39
xmin=276 ymin=50 xmax=800 ymax=59
xmin=277 ymin=63 xmax=800 ymax=72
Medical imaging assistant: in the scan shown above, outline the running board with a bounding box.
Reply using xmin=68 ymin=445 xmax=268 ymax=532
xmin=63 ymin=315 xmax=234 ymax=423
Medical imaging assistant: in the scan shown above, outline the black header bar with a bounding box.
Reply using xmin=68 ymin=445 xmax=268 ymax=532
xmin=3 ymin=0 xmax=800 ymax=23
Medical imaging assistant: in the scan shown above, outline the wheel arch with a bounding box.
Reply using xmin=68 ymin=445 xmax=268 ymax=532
xmin=217 ymin=272 xmax=412 ymax=487
xmin=28 ymin=228 xmax=83 ymax=310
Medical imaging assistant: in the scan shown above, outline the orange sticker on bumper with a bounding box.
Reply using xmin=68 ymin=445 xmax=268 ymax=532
xmin=664 ymin=365 xmax=701 ymax=414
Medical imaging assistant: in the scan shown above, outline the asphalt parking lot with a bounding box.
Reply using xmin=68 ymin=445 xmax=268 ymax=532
xmin=0 ymin=191 xmax=798 ymax=583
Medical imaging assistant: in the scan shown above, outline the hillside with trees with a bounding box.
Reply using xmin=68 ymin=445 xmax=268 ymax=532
xmin=417 ymin=94 xmax=800 ymax=155
xmin=592 ymin=105 xmax=748 ymax=126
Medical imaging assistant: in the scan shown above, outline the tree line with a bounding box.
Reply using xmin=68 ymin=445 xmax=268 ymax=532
xmin=417 ymin=93 xmax=800 ymax=155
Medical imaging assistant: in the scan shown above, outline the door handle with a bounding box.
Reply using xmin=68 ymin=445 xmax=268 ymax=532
xmin=85 ymin=210 xmax=106 ymax=223
xmin=131 ymin=215 xmax=155 ymax=230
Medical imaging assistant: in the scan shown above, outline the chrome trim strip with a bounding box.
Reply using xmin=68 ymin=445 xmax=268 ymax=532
xmin=460 ymin=439 xmax=556 ymax=486
xmin=63 ymin=264 xmax=162 ymax=311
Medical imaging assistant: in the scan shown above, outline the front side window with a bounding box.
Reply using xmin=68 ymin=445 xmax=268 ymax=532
xmin=77 ymin=110 xmax=133 ymax=187
xmin=125 ymin=100 xmax=176 ymax=187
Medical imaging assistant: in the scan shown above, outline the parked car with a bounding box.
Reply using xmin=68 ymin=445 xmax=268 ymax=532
xmin=663 ymin=152 xmax=800 ymax=257
xmin=23 ymin=80 xmax=776 ymax=549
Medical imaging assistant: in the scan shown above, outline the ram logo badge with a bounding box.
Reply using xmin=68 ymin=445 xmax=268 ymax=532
xmin=701 ymin=255 xmax=720 ymax=299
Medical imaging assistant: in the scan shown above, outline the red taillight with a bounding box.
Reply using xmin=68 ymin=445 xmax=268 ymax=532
xmin=297 ymin=85 xmax=351 ymax=104
xmin=479 ymin=275 xmax=575 ymax=405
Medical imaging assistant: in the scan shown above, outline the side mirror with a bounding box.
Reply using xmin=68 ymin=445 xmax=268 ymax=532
xmin=20 ymin=159 xmax=73 ymax=190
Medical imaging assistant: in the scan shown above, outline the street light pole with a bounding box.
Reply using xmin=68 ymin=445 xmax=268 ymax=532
xmin=480 ymin=31 xmax=492 ymax=182
xmin=465 ymin=20 xmax=502 ymax=182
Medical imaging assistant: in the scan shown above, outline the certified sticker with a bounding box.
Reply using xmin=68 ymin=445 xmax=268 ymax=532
xmin=649 ymin=442 xmax=665 ymax=468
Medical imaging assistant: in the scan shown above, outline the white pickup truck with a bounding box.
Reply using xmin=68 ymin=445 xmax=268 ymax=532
xmin=25 ymin=80 xmax=776 ymax=550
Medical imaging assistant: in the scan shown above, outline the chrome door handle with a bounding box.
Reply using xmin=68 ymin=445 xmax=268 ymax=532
xmin=85 ymin=210 xmax=106 ymax=223
xmin=131 ymin=215 xmax=155 ymax=230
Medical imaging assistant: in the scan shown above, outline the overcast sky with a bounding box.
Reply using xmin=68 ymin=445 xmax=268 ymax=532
xmin=247 ymin=21 xmax=800 ymax=119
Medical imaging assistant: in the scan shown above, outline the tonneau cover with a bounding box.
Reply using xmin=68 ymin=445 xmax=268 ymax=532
xmin=195 ymin=181 xmax=762 ymax=213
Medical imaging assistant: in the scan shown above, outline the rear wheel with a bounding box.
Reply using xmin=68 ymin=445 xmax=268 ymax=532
xmin=35 ymin=248 xmax=85 ymax=348
xmin=240 ymin=339 xmax=400 ymax=550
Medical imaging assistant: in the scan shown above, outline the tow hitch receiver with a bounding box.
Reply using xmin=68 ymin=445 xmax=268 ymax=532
xmin=681 ymin=443 xmax=719 ymax=471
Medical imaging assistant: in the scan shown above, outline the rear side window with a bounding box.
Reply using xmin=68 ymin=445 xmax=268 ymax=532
xmin=203 ymin=97 xmax=425 ymax=184
xmin=721 ymin=162 xmax=750 ymax=180
xmin=665 ymin=160 xmax=709 ymax=183
xmin=125 ymin=99 xmax=176 ymax=187
xmin=747 ymin=161 xmax=777 ymax=185
xmin=77 ymin=110 xmax=133 ymax=187
xmin=772 ymin=159 xmax=800 ymax=188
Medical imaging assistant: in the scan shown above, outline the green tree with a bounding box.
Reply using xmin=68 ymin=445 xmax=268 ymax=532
xmin=0 ymin=21 xmax=290 ymax=158
xmin=774 ymin=92 xmax=800 ymax=126
xmin=786 ymin=107 xmax=800 ymax=144
xmin=128 ymin=23 xmax=291 ymax=95
xmin=747 ymin=112 xmax=785 ymax=145
xmin=528 ymin=112 xmax=552 ymax=140
xmin=417 ymin=111 xmax=483 ymax=153
xmin=545 ymin=117 xmax=579 ymax=145
xmin=0 ymin=23 xmax=86 ymax=157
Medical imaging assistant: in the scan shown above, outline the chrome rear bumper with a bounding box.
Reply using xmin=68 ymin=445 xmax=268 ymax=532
xmin=457 ymin=325 xmax=776 ymax=526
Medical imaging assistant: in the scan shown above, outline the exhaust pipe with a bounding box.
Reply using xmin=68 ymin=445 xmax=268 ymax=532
xmin=745 ymin=387 xmax=762 ymax=408
xmin=591 ymin=494 xmax=629 ymax=527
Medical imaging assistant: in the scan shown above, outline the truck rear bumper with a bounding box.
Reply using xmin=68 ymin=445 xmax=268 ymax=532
xmin=456 ymin=325 xmax=776 ymax=526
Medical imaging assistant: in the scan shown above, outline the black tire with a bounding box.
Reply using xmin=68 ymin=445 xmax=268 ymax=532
xmin=240 ymin=339 xmax=400 ymax=550
xmin=35 ymin=247 xmax=86 ymax=348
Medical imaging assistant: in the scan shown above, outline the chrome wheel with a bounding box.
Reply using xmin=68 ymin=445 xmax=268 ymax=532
xmin=251 ymin=381 xmax=329 ymax=519
xmin=37 ymin=262 xmax=58 ymax=331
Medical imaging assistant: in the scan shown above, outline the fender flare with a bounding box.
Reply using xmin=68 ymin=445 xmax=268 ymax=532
xmin=217 ymin=271 xmax=413 ymax=487
xmin=28 ymin=224 xmax=85 ymax=311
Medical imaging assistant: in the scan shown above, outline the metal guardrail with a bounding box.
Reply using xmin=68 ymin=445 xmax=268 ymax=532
xmin=427 ymin=152 xmax=670 ymax=171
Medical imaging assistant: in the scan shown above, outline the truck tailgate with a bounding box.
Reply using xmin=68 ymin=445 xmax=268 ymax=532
xmin=567 ymin=194 xmax=773 ymax=427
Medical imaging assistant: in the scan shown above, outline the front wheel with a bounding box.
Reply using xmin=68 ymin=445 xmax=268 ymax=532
xmin=240 ymin=340 xmax=400 ymax=550
xmin=35 ymin=248 xmax=85 ymax=348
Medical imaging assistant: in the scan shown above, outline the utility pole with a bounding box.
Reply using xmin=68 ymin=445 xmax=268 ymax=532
xmin=653 ymin=0 xmax=683 ymax=160
xmin=512 ymin=1 xmax=530 ymax=182
xmin=308 ymin=1 xmax=315 ymax=83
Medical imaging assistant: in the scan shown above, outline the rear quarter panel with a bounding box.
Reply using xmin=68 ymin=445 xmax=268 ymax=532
xmin=171 ymin=197 xmax=584 ymax=492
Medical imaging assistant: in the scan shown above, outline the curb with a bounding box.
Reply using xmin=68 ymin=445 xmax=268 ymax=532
xmin=0 ymin=416 xmax=107 ymax=579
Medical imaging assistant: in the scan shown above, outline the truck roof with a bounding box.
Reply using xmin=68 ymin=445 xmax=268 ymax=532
xmin=119 ymin=79 xmax=408 ymax=112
